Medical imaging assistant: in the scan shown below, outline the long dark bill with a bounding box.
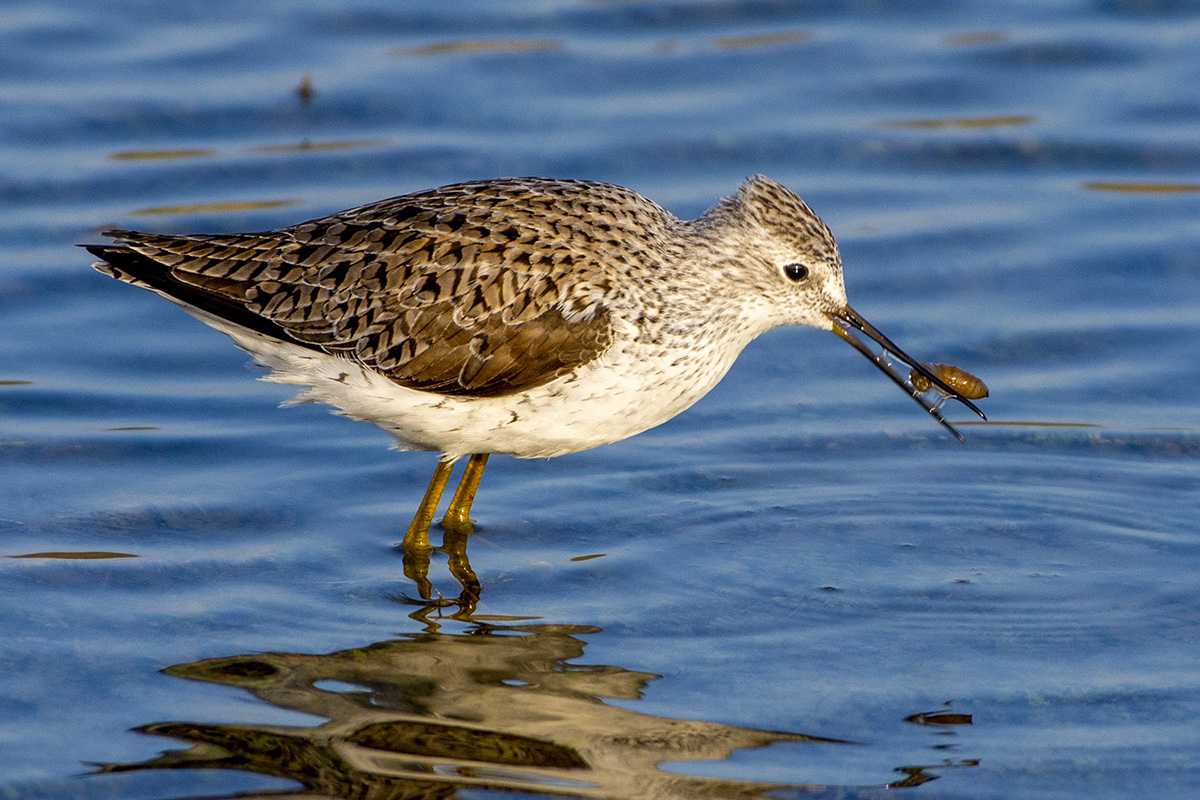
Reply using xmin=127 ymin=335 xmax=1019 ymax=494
xmin=829 ymin=305 xmax=987 ymax=442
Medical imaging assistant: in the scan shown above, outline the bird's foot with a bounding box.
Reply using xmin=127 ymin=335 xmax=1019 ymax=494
xmin=397 ymin=522 xmax=481 ymax=618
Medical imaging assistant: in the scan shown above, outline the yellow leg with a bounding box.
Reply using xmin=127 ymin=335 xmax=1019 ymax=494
xmin=441 ymin=454 xmax=489 ymax=532
xmin=401 ymin=457 xmax=455 ymax=551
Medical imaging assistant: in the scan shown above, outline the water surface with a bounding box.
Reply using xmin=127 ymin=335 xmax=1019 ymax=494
xmin=3 ymin=2 xmax=1200 ymax=798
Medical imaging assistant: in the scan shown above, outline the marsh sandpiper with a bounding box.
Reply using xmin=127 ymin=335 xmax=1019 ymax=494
xmin=87 ymin=176 xmax=985 ymax=553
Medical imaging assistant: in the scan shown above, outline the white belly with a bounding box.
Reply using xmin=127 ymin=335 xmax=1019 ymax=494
xmin=215 ymin=316 xmax=747 ymax=460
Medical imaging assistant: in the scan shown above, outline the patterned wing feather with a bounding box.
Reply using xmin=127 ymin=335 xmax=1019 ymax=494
xmin=87 ymin=179 xmax=668 ymax=398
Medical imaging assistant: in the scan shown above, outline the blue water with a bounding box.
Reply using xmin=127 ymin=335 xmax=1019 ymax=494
xmin=3 ymin=2 xmax=1200 ymax=798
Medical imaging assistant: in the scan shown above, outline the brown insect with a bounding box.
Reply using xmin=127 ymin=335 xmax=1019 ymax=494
xmin=909 ymin=363 xmax=989 ymax=400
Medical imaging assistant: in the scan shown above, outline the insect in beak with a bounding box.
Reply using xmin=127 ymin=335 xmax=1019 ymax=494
xmin=829 ymin=305 xmax=987 ymax=442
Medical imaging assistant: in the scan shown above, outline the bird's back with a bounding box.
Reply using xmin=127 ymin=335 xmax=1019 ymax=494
xmin=89 ymin=177 xmax=683 ymax=400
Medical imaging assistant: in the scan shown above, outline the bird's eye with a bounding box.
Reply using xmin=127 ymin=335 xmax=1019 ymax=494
xmin=783 ymin=263 xmax=809 ymax=282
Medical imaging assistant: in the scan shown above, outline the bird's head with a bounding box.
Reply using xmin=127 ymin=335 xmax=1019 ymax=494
xmin=703 ymin=175 xmax=986 ymax=438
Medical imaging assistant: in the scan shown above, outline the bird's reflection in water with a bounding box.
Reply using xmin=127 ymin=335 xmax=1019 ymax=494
xmin=96 ymin=624 xmax=976 ymax=798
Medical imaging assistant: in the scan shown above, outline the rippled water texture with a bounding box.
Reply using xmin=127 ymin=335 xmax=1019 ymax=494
xmin=3 ymin=2 xmax=1200 ymax=798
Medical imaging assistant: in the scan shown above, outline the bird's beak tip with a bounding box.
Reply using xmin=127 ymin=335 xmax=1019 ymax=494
xmin=828 ymin=305 xmax=988 ymax=436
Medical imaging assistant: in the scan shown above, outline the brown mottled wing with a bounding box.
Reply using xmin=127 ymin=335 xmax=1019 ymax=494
xmin=88 ymin=179 xmax=652 ymax=398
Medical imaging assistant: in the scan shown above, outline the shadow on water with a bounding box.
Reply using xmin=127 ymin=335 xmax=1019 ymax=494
xmin=94 ymin=624 xmax=976 ymax=799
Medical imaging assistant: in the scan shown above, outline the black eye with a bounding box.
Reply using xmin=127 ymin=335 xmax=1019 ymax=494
xmin=783 ymin=263 xmax=809 ymax=282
